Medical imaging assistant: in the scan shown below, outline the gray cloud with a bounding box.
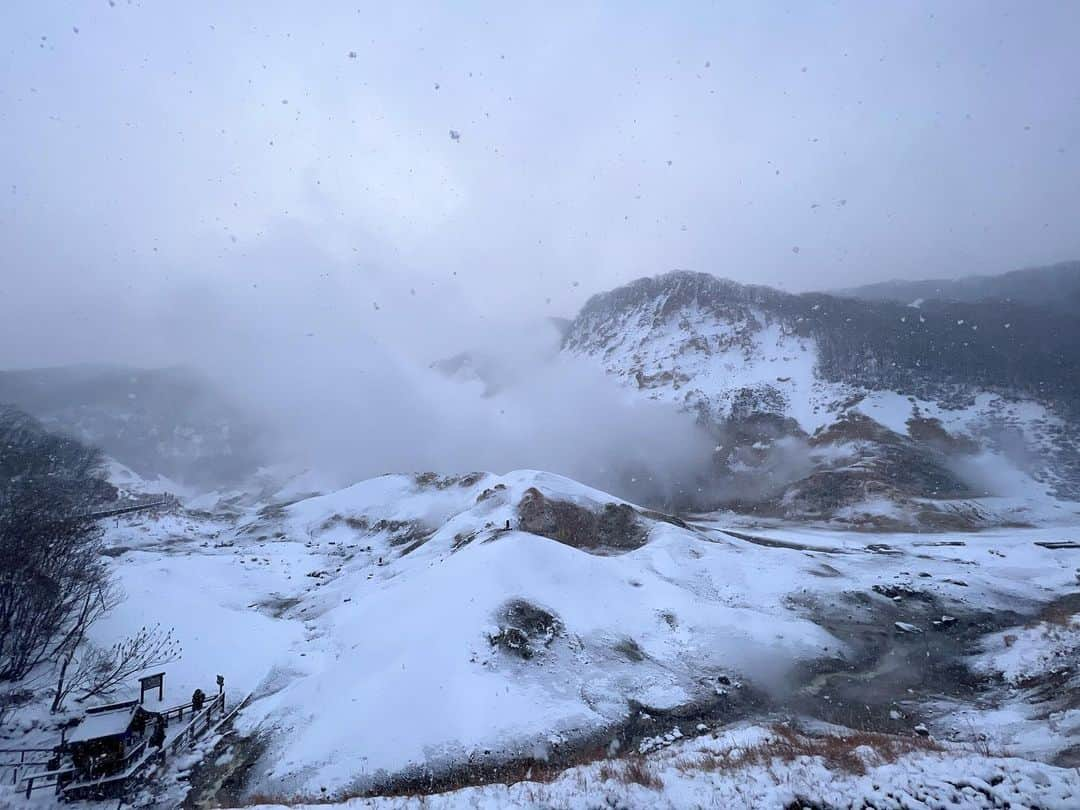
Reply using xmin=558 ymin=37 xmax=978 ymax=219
xmin=1 ymin=1 xmax=1078 ymax=495
xmin=3 ymin=2 xmax=1079 ymax=371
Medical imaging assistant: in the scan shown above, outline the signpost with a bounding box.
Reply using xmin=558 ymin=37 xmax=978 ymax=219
xmin=139 ymin=673 xmax=164 ymax=704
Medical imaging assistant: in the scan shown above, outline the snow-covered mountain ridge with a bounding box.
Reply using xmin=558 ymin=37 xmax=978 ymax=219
xmin=837 ymin=259 xmax=1080 ymax=315
xmin=562 ymin=271 xmax=1080 ymax=521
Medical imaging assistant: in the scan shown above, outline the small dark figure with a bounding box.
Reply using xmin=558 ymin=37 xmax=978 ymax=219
xmin=504 ymin=519 xmax=510 ymax=530
xmin=191 ymin=688 xmax=205 ymax=712
xmin=149 ymin=717 xmax=166 ymax=749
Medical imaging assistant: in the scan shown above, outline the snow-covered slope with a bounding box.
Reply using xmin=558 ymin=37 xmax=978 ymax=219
xmin=5 ymin=464 xmax=1076 ymax=806
xmin=224 ymin=470 xmax=837 ymax=796
xmin=33 ymin=468 xmax=1071 ymax=807
xmin=561 ymin=271 xmax=1080 ymax=522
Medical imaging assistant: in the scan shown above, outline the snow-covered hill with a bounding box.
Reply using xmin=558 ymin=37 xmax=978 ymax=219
xmin=9 ymin=468 xmax=1063 ymax=808
xmin=562 ymin=271 xmax=1080 ymax=524
xmin=205 ymin=469 xmax=838 ymax=797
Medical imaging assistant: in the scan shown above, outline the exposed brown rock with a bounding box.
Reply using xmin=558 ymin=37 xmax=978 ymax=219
xmin=516 ymin=488 xmax=648 ymax=552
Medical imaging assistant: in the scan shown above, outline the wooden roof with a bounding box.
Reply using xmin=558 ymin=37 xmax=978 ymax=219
xmin=66 ymin=705 xmax=138 ymax=744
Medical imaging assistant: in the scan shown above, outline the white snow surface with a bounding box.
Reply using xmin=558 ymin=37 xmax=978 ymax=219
xmin=970 ymin=615 xmax=1080 ymax=686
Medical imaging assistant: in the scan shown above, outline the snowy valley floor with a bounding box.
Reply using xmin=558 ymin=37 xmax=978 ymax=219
xmin=3 ymin=470 xmax=1080 ymax=808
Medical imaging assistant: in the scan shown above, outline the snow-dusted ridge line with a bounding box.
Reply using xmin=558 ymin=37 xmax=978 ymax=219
xmin=561 ymin=269 xmax=1080 ymax=508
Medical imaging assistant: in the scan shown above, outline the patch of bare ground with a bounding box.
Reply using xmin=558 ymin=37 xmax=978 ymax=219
xmin=516 ymin=487 xmax=647 ymax=552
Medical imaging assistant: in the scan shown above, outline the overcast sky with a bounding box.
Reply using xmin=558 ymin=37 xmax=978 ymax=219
xmin=2 ymin=1 xmax=1078 ymax=370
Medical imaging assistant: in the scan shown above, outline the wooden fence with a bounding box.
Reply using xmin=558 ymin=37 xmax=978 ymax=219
xmin=0 ymin=749 xmax=52 ymax=787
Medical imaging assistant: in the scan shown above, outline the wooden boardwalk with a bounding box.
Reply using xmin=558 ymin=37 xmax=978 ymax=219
xmin=19 ymin=691 xmax=227 ymax=800
xmin=82 ymin=497 xmax=176 ymax=521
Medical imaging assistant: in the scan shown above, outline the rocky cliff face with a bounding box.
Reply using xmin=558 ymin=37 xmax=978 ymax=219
xmin=563 ymin=271 xmax=1080 ymax=524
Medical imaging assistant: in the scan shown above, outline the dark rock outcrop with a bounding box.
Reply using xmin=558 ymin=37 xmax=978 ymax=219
xmin=488 ymin=599 xmax=562 ymax=660
xmin=516 ymin=488 xmax=648 ymax=552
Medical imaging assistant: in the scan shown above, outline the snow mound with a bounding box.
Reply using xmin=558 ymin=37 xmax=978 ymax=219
xmin=228 ymin=471 xmax=835 ymax=796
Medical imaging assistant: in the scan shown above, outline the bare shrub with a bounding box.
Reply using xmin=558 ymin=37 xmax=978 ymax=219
xmin=54 ymin=624 xmax=182 ymax=710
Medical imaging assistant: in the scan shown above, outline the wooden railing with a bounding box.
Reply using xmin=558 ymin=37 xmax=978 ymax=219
xmin=19 ymin=764 xmax=75 ymax=799
xmin=168 ymin=692 xmax=225 ymax=753
xmin=81 ymin=497 xmax=175 ymax=521
xmin=0 ymin=749 xmax=53 ymax=787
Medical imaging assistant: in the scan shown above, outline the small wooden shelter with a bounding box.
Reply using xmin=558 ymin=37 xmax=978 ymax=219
xmin=22 ymin=671 xmax=229 ymax=800
xmin=62 ymin=700 xmax=160 ymax=779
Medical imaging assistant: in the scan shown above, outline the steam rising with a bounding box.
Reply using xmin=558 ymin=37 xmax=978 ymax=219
xmin=233 ymin=320 xmax=716 ymax=507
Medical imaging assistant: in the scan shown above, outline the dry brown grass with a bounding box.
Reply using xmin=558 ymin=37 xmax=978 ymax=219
xmin=1034 ymin=601 xmax=1078 ymax=628
xmin=235 ymin=726 xmax=940 ymax=806
xmin=622 ymin=755 xmax=665 ymax=789
xmin=677 ymin=724 xmax=942 ymax=778
xmin=596 ymin=755 xmax=664 ymax=790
